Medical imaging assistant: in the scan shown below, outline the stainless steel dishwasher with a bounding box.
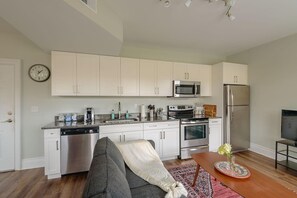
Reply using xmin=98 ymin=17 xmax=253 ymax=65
xmin=60 ymin=127 xmax=99 ymax=175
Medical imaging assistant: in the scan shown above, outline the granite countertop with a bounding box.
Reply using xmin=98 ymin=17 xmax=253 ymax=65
xmin=41 ymin=117 xmax=179 ymax=130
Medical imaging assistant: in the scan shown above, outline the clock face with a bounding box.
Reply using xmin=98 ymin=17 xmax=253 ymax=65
xmin=28 ymin=64 xmax=51 ymax=82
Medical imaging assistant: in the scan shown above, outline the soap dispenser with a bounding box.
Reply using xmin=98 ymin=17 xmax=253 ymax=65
xmin=111 ymin=109 xmax=115 ymax=120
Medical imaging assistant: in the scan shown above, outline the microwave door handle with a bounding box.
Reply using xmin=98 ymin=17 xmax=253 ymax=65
xmin=194 ymin=83 xmax=198 ymax=97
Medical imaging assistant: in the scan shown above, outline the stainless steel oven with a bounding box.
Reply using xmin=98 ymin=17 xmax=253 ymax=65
xmin=168 ymin=105 xmax=209 ymax=159
xmin=180 ymin=119 xmax=209 ymax=159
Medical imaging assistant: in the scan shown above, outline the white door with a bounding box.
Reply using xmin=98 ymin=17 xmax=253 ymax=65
xmin=0 ymin=64 xmax=15 ymax=171
xmin=162 ymin=128 xmax=179 ymax=157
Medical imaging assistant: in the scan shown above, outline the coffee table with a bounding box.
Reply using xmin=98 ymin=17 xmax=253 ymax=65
xmin=191 ymin=152 xmax=297 ymax=198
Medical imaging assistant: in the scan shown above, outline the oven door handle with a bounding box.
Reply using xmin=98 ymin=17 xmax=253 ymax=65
xmin=189 ymin=145 xmax=209 ymax=151
xmin=181 ymin=123 xmax=208 ymax=127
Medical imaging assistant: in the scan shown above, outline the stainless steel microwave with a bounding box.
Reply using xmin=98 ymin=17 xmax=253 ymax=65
xmin=173 ymin=80 xmax=200 ymax=97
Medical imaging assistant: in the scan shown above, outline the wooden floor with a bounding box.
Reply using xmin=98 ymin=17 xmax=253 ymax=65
xmin=1 ymin=151 xmax=297 ymax=197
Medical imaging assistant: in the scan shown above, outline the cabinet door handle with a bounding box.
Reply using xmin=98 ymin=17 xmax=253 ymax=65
xmin=123 ymin=134 xmax=126 ymax=142
xmin=120 ymin=135 xmax=122 ymax=142
xmin=56 ymin=140 xmax=59 ymax=150
xmin=184 ymin=73 xmax=187 ymax=80
xmin=160 ymin=131 xmax=162 ymax=139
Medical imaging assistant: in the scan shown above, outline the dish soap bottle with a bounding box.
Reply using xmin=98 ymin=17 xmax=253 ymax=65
xmin=111 ymin=109 xmax=115 ymax=120
xmin=125 ymin=111 xmax=129 ymax=119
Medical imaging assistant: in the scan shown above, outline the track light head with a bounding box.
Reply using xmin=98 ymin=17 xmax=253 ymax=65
xmin=227 ymin=11 xmax=236 ymax=21
xmin=185 ymin=0 xmax=192 ymax=8
xmin=161 ymin=0 xmax=171 ymax=8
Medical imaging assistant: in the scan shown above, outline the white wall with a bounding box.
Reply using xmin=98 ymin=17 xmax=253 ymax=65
xmin=227 ymin=33 xmax=297 ymax=150
xmin=120 ymin=43 xmax=225 ymax=65
xmin=0 ymin=18 xmax=224 ymax=160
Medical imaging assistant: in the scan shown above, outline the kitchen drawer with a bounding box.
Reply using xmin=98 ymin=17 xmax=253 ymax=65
xmin=144 ymin=121 xmax=179 ymax=130
xmin=209 ymin=118 xmax=221 ymax=125
xmin=100 ymin=123 xmax=143 ymax=133
xmin=44 ymin=129 xmax=60 ymax=138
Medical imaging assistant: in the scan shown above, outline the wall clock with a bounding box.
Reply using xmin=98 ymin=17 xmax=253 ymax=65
xmin=28 ymin=64 xmax=51 ymax=82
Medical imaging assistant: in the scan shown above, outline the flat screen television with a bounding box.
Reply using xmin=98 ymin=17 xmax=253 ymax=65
xmin=281 ymin=109 xmax=297 ymax=145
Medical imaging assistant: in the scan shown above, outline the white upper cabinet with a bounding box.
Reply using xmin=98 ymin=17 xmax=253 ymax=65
xmin=173 ymin=62 xmax=212 ymax=96
xmin=186 ymin=64 xmax=201 ymax=81
xmin=156 ymin=61 xmax=173 ymax=96
xmin=140 ymin=59 xmax=173 ymax=96
xmin=76 ymin=54 xmax=99 ymax=96
xmin=222 ymin=62 xmax=248 ymax=85
xmin=51 ymin=51 xmax=212 ymax=97
xmin=173 ymin=62 xmax=187 ymax=80
xmin=51 ymin=51 xmax=76 ymax=96
xmin=139 ymin=59 xmax=157 ymax=96
xmin=100 ymin=56 xmax=121 ymax=96
xmin=196 ymin=64 xmax=212 ymax=96
xmin=51 ymin=51 xmax=100 ymax=96
xmin=120 ymin=58 xmax=140 ymax=96
xmin=100 ymin=56 xmax=140 ymax=96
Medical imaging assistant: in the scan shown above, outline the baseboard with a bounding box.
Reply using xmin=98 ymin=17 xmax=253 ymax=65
xmin=249 ymin=142 xmax=275 ymax=159
xmin=22 ymin=156 xmax=44 ymax=170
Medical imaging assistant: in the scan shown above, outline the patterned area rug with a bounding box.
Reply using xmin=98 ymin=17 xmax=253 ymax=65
xmin=168 ymin=162 xmax=242 ymax=198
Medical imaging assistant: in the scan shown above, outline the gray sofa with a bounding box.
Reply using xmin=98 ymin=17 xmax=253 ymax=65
xmin=83 ymin=137 xmax=166 ymax=198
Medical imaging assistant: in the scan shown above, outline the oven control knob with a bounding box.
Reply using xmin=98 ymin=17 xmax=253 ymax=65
xmin=89 ymin=129 xmax=93 ymax=133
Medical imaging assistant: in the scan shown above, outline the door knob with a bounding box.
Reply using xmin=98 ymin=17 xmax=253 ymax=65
xmin=1 ymin=119 xmax=13 ymax=123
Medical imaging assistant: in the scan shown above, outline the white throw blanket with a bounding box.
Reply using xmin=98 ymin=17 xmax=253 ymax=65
xmin=116 ymin=140 xmax=188 ymax=198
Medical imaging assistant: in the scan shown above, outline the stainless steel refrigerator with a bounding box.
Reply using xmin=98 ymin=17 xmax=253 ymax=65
xmin=224 ymin=85 xmax=250 ymax=151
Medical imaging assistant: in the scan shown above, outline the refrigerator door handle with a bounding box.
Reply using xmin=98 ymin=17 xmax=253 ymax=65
xmin=226 ymin=106 xmax=232 ymax=144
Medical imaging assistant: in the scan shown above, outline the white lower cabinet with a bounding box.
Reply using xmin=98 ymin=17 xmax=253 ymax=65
xmin=44 ymin=129 xmax=61 ymax=179
xmin=99 ymin=124 xmax=143 ymax=143
xmin=143 ymin=121 xmax=179 ymax=159
xmin=209 ymin=118 xmax=222 ymax=152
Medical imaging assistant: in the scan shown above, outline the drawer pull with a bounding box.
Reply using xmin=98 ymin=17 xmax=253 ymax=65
xmin=56 ymin=140 xmax=59 ymax=150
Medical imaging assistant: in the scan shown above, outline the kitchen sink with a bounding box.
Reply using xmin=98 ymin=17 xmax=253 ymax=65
xmin=104 ymin=118 xmax=138 ymax=124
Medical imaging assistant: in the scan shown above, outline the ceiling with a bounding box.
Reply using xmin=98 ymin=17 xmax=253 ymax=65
xmin=0 ymin=0 xmax=297 ymax=57
xmin=0 ymin=0 xmax=123 ymax=56
xmin=103 ymin=0 xmax=297 ymax=56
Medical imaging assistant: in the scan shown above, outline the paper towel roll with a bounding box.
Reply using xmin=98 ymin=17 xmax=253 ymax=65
xmin=140 ymin=104 xmax=146 ymax=120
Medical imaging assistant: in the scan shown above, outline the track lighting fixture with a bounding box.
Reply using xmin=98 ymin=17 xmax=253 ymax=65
xmin=160 ymin=0 xmax=237 ymax=21
xmin=160 ymin=0 xmax=171 ymax=8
